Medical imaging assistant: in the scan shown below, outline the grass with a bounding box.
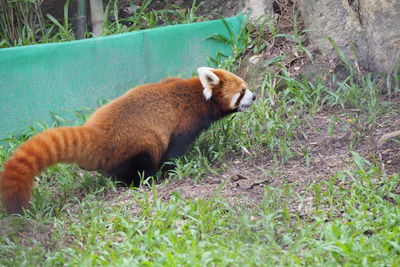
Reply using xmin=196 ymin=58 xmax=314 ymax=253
xmin=0 ymin=152 xmax=399 ymax=265
xmin=1 ymin=7 xmax=400 ymax=267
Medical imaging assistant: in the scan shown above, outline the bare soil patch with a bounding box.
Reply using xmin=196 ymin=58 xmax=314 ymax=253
xmin=0 ymin=217 xmax=53 ymax=249
xmin=103 ymin=100 xmax=400 ymax=216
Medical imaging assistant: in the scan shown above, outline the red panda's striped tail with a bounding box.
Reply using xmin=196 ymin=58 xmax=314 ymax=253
xmin=0 ymin=126 xmax=102 ymax=214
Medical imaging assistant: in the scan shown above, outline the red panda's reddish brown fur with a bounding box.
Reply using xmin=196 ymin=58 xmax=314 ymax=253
xmin=0 ymin=68 xmax=255 ymax=214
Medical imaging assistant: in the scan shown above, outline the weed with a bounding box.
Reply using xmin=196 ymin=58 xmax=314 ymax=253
xmin=386 ymin=56 xmax=400 ymax=95
xmin=44 ymin=0 xmax=75 ymax=42
xmin=208 ymin=18 xmax=250 ymax=72
xmin=247 ymin=15 xmax=276 ymax=54
xmin=102 ymin=0 xmax=205 ymax=36
xmin=276 ymin=10 xmax=314 ymax=61
xmin=323 ymin=73 xmax=388 ymax=129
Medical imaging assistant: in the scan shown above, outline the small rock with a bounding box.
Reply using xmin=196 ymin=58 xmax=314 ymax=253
xmin=250 ymin=216 xmax=258 ymax=222
xmin=249 ymin=55 xmax=263 ymax=64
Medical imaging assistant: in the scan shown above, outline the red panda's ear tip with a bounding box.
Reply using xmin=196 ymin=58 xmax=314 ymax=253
xmin=198 ymin=67 xmax=220 ymax=88
xmin=197 ymin=67 xmax=215 ymax=72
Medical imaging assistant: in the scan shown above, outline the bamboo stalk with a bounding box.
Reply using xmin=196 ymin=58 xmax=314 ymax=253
xmin=0 ymin=0 xmax=45 ymax=45
xmin=76 ymin=0 xmax=87 ymax=39
xmin=89 ymin=0 xmax=103 ymax=37
xmin=34 ymin=0 xmax=45 ymax=37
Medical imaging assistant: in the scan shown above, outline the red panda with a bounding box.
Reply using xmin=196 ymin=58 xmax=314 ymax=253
xmin=0 ymin=67 xmax=256 ymax=214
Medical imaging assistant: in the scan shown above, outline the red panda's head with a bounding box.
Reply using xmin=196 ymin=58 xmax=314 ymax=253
xmin=198 ymin=67 xmax=256 ymax=112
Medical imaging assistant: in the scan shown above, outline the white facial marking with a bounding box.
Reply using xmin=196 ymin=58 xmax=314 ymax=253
xmin=238 ymin=89 xmax=255 ymax=111
xmin=230 ymin=93 xmax=241 ymax=108
xmin=197 ymin=67 xmax=220 ymax=100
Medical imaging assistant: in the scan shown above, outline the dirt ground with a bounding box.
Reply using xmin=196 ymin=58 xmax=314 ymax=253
xmin=100 ymin=99 xmax=400 ymax=217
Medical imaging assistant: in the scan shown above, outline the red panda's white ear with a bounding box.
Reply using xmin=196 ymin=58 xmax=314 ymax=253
xmin=197 ymin=67 xmax=220 ymax=100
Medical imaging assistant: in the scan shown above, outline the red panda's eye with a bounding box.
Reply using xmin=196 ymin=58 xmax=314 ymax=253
xmin=241 ymin=88 xmax=246 ymax=94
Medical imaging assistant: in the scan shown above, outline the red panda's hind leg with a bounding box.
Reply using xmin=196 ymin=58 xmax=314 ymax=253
xmin=107 ymin=133 xmax=168 ymax=187
xmin=108 ymin=151 xmax=157 ymax=187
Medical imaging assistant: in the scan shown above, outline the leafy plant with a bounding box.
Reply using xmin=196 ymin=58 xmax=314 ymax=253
xmin=102 ymin=0 xmax=205 ymax=36
xmin=207 ymin=18 xmax=250 ymax=71
xmin=276 ymin=11 xmax=314 ymax=61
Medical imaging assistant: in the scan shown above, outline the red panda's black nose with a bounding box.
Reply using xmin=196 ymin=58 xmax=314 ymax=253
xmin=252 ymin=95 xmax=256 ymax=101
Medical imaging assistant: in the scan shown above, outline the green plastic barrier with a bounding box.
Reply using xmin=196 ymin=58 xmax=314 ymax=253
xmin=0 ymin=14 xmax=244 ymax=139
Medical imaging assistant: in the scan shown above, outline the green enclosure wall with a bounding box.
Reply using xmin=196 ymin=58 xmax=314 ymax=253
xmin=0 ymin=15 xmax=244 ymax=139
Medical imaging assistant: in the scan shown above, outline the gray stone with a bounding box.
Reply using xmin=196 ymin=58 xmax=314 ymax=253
xmin=242 ymin=0 xmax=275 ymax=22
xmin=197 ymin=0 xmax=274 ymax=22
xmin=300 ymin=0 xmax=400 ymax=73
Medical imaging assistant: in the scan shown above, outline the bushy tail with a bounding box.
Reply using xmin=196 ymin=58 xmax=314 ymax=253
xmin=0 ymin=126 xmax=102 ymax=214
